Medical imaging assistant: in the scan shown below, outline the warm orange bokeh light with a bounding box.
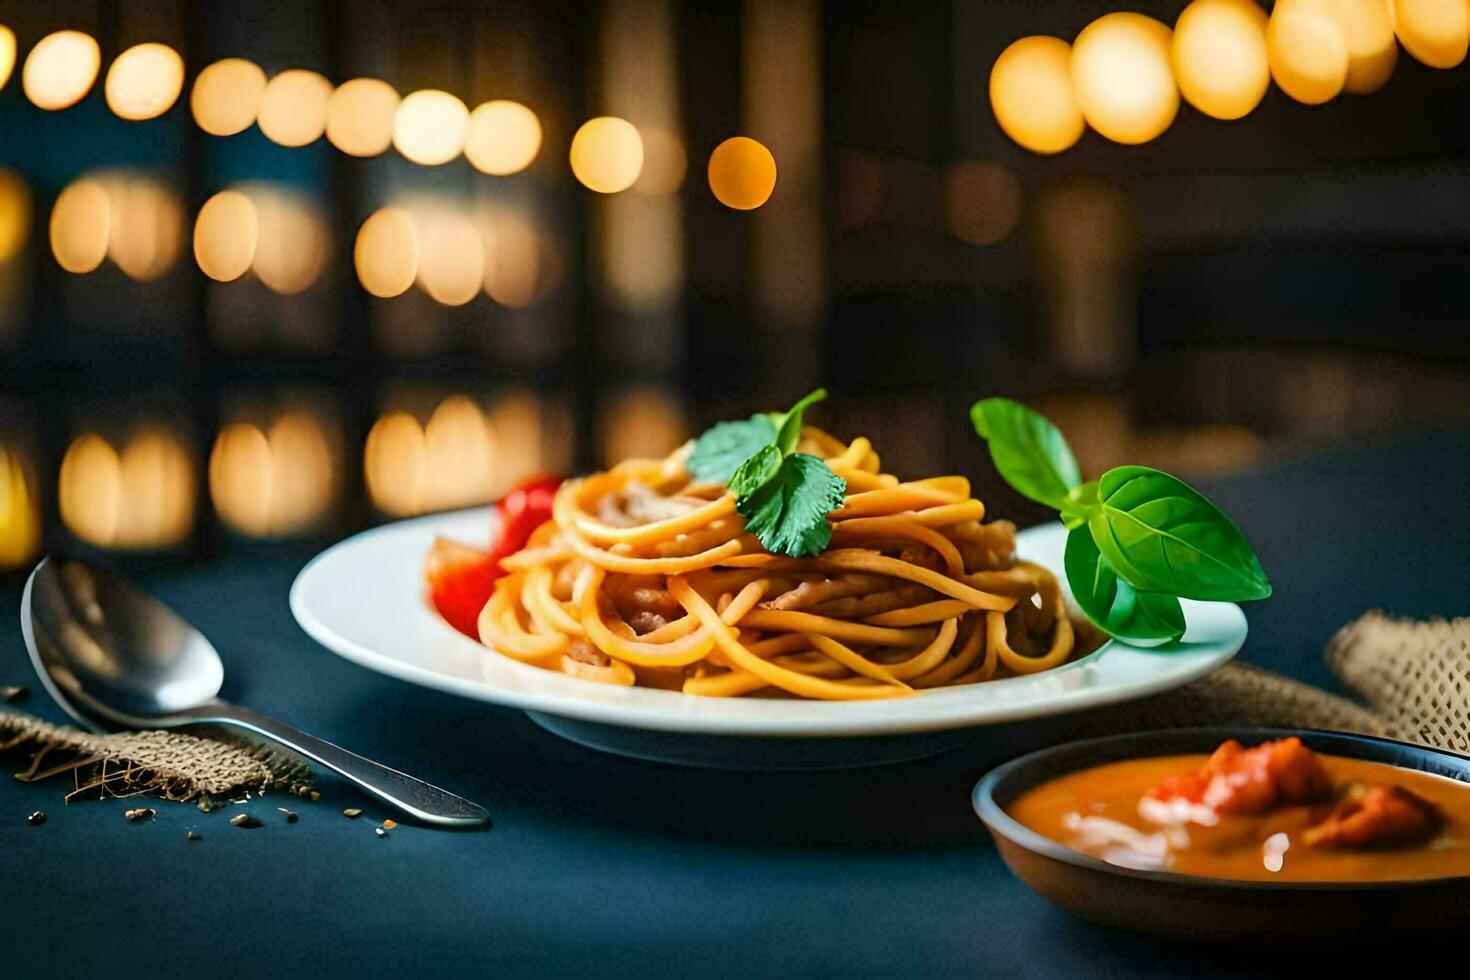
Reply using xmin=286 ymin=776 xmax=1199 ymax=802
xmin=1071 ymin=12 xmax=1179 ymax=145
xmin=364 ymin=412 xmax=428 ymax=517
xmin=414 ymin=207 xmax=484 ymax=306
xmin=194 ymin=190 xmax=259 ymax=282
xmin=326 ymin=78 xmax=400 ymax=157
xmin=245 ymin=184 xmax=330 ymax=295
xmin=0 ymin=26 xmax=17 ymax=92
xmin=570 ymin=117 xmax=644 ymax=193
xmin=394 ymin=90 xmax=468 ymax=166
xmin=989 ymin=36 xmax=1085 ymax=154
xmin=0 ymin=445 xmax=41 ymax=570
xmin=707 ymin=136 xmax=778 ymax=210
xmin=1171 ymin=0 xmax=1270 ymax=120
xmin=23 ymin=30 xmax=100 ymax=110
xmin=101 ymin=173 xmax=184 ymax=282
xmin=942 ymin=160 xmax=1023 ymax=246
xmin=50 ymin=178 xmax=112 ymax=274
xmin=354 ymin=207 xmax=420 ymax=298
xmin=0 ymin=168 xmax=32 ymax=263
xmin=60 ymin=429 xmax=195 ymax=549
xmin=105 ymin=42 xmax=185 ymax=121
xmin=1392 ymin=0 xmax=1468 ymax=68
xmin=211 ymin=411 xmax=336 ymax=537
xmin=257 ymin=69 xmax=332 ymax=147
xmin=191 ymin=58 xmax=267 ymax=136
xmin=464 ymin=100 xmax=542 ymax=176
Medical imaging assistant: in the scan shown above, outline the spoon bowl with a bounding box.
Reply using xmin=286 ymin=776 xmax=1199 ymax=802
xmin=22 ymin=554 xmax=489 ymax=827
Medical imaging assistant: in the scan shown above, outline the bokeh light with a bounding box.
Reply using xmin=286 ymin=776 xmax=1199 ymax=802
xmin=634 ymin=127 xmax=688 ymax=195
xmin=211 ymin=410 xmax=336 ymax=537
xmin=354 ymin=207 xmax=419 ymax=298
xmin=245 ymin=184 xmax=330 ymax=294
xmin=0 ymin=25 xmax=16 ymax=92
xmin=1392 ymin=0 xmax=1468 ymax=68
xmin=707 ymin=136 xmax=778 ymax=210
xmin=191 ymin=58 xmax=267 ymax=136
xmin=104 ymin=42 xmax=184 ymax=121
xmin=1332 ymin=0 xmax=1397 ymax=93
xmin=989 ymin=36 xmax=1085 ymax=155
xmin=1071 ymin=13 xmax=1179 ymax=145
xmin=0 ymin=168 xmax=32 ymax=263
xmin=50 ymin=178 xmax=112 ymax=274
xmin=1268 ymin=0 xmax=1349 ymax=103
xmin=101 ymin=173 xmax=184 ymax=282
xmin=23 ymin=29 xmax=101 ymax=110
xmin=423 ymin=397 xmax=497 ymax=510
xmin=569 ymin=116 xmax=644 ymax=193
xmin=393 ymin=90 xmax=468 ymax=166
xmin=463 ymin=100 xmax=542 ymax=175
xmin=194 ymin=190 xmax=259 ymax=282
xmin=326 ymin=77 xmax=399 ymax=157
xmin=364 ymin=411 xmax=428 ymax=517
xmin=600 ymin=389 xmax=687 ymax=467
xmin=480 ymin=208 xmax=546 ymax=309
xmin=60 ymin=428 xmax=195 ymax=550
xmin=0 ymin=445 xmax=41 ymax=570
xmin=59 ymin=433 xmax=120 ymax=547
xmin=1171 ymin=0 xmax=1270 ymax=120
xmin=257 ymin=69 xmax=332 ymax=147
xmin=115 ymin=428 xmax=196 ymax=548
xmin=942 ymin=160 xmax=1023 ymax=246
xmin=414 ymin=206 xmax=484 ymax=306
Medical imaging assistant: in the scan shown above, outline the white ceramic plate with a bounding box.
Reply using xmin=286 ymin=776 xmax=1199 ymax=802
xmin=291 ymin=509 xmax=1247 ymax=769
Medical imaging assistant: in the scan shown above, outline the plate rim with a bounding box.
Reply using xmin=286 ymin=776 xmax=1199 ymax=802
xmin=289 ymin=508 xmax=1247 ymax=738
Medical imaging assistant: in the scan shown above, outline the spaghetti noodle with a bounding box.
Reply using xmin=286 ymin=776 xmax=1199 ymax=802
xmin=463 ymin=427 xmax=1089 ymax=700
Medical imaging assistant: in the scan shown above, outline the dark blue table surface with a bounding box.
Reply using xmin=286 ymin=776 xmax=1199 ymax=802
xmin=2 ymin=432 xmax=1467 ymax=978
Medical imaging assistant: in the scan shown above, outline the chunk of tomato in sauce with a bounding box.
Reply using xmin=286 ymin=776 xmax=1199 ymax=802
xmin=1146 ymin=737 xmax=1333 ymax=816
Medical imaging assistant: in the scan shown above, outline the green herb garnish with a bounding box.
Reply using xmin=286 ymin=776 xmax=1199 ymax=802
xmin=688 ymin=389 xmax=847 ymax=558
xmin=971 ymin=397 xmax=1270 ymax=646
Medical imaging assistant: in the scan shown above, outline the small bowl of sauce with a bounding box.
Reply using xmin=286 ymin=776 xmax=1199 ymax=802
xmin=973 ymin=727 xmax=1470 ymax=940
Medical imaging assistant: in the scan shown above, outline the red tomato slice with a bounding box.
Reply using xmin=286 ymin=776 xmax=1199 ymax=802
xmin=425 ymin=537 xmax=500 ymax=639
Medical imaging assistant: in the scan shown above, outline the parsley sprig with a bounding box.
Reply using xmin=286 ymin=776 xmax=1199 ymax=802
xmin=971 ymin=397 xmax=1271 ymax=646
xmin=687 ymin=389 xmax=847 ymax=558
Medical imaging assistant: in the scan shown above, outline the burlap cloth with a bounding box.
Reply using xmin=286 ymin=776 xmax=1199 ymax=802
xmin=2 ymin=611 xmax=1466 ymax=804
xmin=0 ymin=712 xmax=313 ymax=805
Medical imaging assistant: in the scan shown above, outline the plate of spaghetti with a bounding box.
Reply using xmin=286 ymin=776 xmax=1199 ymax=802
xmin=292 ymin=419 xmax=1249 ymax=769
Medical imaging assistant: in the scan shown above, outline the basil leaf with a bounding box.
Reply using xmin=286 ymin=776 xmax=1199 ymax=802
xmin=1088 ymin=465 xmax=1271 ymax=603
xmin=1064 ymin=526 xmax=1185 ymax=646
xmin=738 ymin=453 xmax=847 ymax=558
xmin=969 ymin=397 xmax=1082 ymax=510
xmin=687 ymin=415 xmax=778 ymax=484
xmin=772 ymin=388 xmax=827 ymax=456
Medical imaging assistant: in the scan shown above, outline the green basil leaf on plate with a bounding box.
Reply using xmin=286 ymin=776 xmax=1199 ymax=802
xmin=1087 ymin=465 xmax=1271 ymax=603
xmin=969 ymin=397 xmax=1082 ymax=511
xmin=729 ymin=443 xmax=783 ymax=499
xmin=687 ymin=414 xmax=778 ymax=485
xmin=1064 ymin=526 xmax=1185 ymax=646
xmin=738 ymin=453 xmax=847 ymax=558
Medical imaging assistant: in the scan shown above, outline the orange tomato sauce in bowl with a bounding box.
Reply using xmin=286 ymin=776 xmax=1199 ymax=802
xmin=1007 ymin=741 xmax=1470 ymax=884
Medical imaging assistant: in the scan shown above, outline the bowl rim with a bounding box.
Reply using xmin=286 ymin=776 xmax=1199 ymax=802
xmin=972 ymin=725 xmax=1470 ymax=892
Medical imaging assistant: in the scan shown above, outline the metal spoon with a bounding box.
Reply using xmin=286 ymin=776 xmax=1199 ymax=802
xmin=20 ymin=554 xmax=489 ymax=827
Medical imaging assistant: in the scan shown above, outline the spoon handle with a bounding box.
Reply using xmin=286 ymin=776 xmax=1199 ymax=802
xmin=208 ymin=703 xmax=489 ymax=827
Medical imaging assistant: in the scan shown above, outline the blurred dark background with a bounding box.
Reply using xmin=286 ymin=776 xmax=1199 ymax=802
xmin=1 ymin=0 xmax=1467 ymax=572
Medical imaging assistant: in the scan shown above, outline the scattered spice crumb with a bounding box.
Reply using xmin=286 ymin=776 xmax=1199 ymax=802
xmin=185 ymin=829 xmax=202 ymax=841
xmin=308 ymin=790 xmax=321 ymax=801
xmin=197 ymin=799 xmax=215 ymax=813
xmin=277 ymin=807 xmax=298 ymax=823
xmin=1 ymin=684 xmax=27 ymax=703
xmin=28 ymin=811 xmax=46 ymax=826
xmin=229 ymin=813 xmax=262 ymax=829
xmin=375 ymin=827 xmax=387 ymax=837
xmin=342 ymin=808 xmax=362 ymax=819
xmin=381 ymin=819 xmax=397 ymax=830
xmin=125 ymin=807 xmax=156 ymax=823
